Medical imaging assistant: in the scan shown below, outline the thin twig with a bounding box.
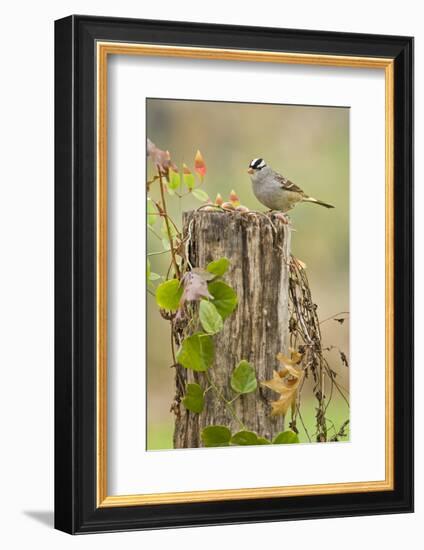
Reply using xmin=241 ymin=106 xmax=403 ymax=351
xmin=149 ymin=207 xmax=182 ymax=234
xmin=185 ymin=218 xmax=194 ymax=270
xmin=147 ymin=249 xmax=171 ymax=257
xmin=296 ymin=403 xmax=312 ymax=442
xmin=319 ymin=311 xmax=350 ymax=325
xmin=170 ymin=320 xmax=177 ymax=366
xmin=157 ymin=166 xmax=181 ymax=279
xmin=289 ymin=255 xmax=329 ymax=441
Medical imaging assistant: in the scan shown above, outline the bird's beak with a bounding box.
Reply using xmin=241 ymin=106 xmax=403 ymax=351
xmin=247 ymin=167 xmax=254 ymax=175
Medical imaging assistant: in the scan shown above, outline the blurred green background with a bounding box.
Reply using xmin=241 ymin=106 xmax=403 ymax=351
xmin=146 ymin=99 xmax=349 ymax=449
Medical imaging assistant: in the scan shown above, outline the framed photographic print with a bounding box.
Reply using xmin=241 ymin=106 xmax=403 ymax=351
xmin=54 ymin=15 xmax=413 ymax=534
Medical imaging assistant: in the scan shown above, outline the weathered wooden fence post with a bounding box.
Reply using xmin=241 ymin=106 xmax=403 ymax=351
xmin=173 ymin=210 xmax=291 ymax=447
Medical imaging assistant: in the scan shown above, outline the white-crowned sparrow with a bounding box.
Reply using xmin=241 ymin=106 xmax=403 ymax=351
xmin=247 ymin=158 xmax=334 ymax=213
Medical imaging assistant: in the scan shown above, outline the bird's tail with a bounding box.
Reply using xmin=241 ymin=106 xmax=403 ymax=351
xmin=303 ymin=197 xmax=335 ymax=209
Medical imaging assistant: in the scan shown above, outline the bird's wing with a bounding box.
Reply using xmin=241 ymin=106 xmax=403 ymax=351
xmin=275 ymin=173 xmax=306 ymax=196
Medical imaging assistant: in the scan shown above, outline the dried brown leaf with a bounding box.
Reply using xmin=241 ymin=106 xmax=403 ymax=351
xmin=180 ymin=270 xmax=213 ymax=304
xmin=147 ymin=138 xmax=178 ymax=175
xmin=340 ymin=351 xmax=349 ymax=367
xmin=276 ymin=348 xmax=303 ymax=367
xmin=262 ymin=351 xmax=304 ymax=417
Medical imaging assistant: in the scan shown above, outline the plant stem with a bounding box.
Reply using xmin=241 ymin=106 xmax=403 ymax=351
xmin=157 ymin=167 xmax=180 ymax=279
xmin=228 ymin=394 xmax=240 ymax=404
xmin=150 ymin=202 xmax=181 ymax=234
xmin=170 ymin=320 xmax=177 ymax=366
xmin=296 ymin=404 xmax=312 ymax=442
xmin=319 ymin=311 xmax=350 ymax=325
xmin=205 ymin=372 xmax=246 ymax=430
xmin=147 ymin=249 xmax=171 ymax=257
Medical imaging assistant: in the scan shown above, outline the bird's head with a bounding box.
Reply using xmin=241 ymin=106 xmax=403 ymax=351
xmin=247 ymin=158 xmax=267 ymax=176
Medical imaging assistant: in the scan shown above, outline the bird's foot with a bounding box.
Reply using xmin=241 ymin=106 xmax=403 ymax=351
xmin=269 ymin=210 xmax=291 ymax=225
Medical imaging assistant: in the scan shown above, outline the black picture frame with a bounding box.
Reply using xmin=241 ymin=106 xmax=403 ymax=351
xmin=55 ymin=15 xmax=414 ymax=534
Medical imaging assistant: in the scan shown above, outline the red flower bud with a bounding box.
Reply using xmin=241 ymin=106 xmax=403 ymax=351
xmin=194 ymin=150 xmax=207 ymax=178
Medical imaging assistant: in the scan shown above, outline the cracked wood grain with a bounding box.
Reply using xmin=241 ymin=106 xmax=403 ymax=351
xmin=173 ymin=211 xmax=291 ymax=447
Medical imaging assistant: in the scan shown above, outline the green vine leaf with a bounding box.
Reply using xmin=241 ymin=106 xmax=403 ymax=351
xmin=192 ymin=188 xmax=209 ymax=202
xmin=231 ymin=360 xmax=257 ymax=394
xmin=273 ymin=430 xmax=300 ymax=444
xmin=183 ymin=164 xmax=195 ymax=190
xmin=257 ymin=437 xmax=272 ymax=445
xmin=206 ymin=257 xmax=230 ymax=277
xmin=147 ymin=198 xmax=157 ymax=226
xmin=182 ymin=383 xmax=204 ymax=413
xmin=155 ymin=279 xmax=182 ymax=311
xmin=201 ymin=425 xmax=231 ymax=447
xmin=199 ymin=301 xmax=223 ymax=334
xmin=207 ymin=280 xmax=238 ymax=320
xmin=230 ymin=430 xmax=260 ymax=446
xmin=177 ymin=333 xmax=214 ymax=372
xmin=168 ymin=168 xmax=181 ymax=191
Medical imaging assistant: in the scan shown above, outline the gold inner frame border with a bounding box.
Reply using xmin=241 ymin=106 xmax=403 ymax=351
xmin=96 ymin=42 xmax=394 ymax=508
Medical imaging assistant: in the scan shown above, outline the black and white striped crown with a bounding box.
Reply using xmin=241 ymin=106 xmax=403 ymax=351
xmin=249 ymin=158 xmax=267 ymax=170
